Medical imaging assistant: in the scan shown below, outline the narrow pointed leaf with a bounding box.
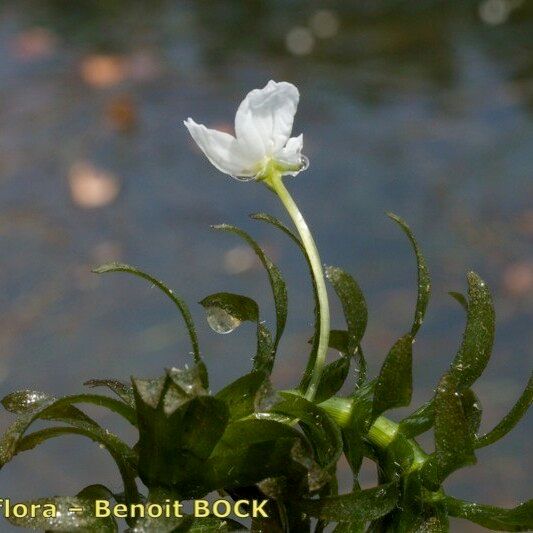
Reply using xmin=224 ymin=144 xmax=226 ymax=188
xmin=421 ymin=373 xmax=476 ymax=489
xmin=213 ymin=224 xmax=287 ymax=354
xmin=1 ymin=390 xmax=97 ymax=426
xmin=461 ymin=388 xmax=483 ymax=436
xmin=388 ymin=213 xmax=431 ymax=336
xmin=476 ymin=373 xmax=532 ymax=448
xmin=83 ymin=379 xmax=135 ymax=407
xmin=450 ymin=271 xmax=495 ymax=389
xmin=5 ymin=496 xmax=118 ymax=531
xmin=2 ymin=411 xmax=138 ymax=506
xmin=93 ymin=262 xmax=205 ymax=383
xmin=325 ymin=266 xmax=368 ymax=355
xmin=399 ymin=402 xmax=434 ymax=438
xmin=200 ymin=292 xmax=274 ymax=373
xmin=133 ymin=375 xmax=228 ymax=496
xmin=327 ymin=329 xmax=349 ymax=352
xmin=446 ymin=496 xmax=533 ymax=531
xmin=207 ymin=418 xmax=310 ymax=489
xmin=273 ymin=392 xmax=343 ymax=473
xmin=215 ymin=371 xmax=270 ymax=421
xmin=294 ymin=483 xmax=399 ymax=522
xmin=372 ymin=334 xmax=413 ymax=420
xmin=314 ymin=356 xmax=350 ymax=403
xmin=324 ymin=266 xmax=368 ymax=387
xmin=449 ymin=291 xmax=468 ymax=311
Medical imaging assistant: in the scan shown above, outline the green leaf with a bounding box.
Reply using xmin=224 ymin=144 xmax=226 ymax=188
xmin=449 ymin=291 xmax=468 ymax=311
xmin=333 ymin=522 xmax=365 ymax=532
xmin=5 ymin=496 xmax=118 ymax=531
xmin=212 ymin=224 xmax=288 ymax=354
xmin=83 ymin=379 xmax=135 ymax=407
xmin=461 ymin=388 xmax=483 ymax=436
xmin=372 ymin=334 xmax=413 ymax=420
xmin=324 ymin=266 xmax=368 ymax=387
xmin=1 ymin=390 xmax=97 ymax=426
xmin=399 ymin=402 xmax=434 ymax=438
xmin=294 ymin=482 xmax=398 ymax=522
xmin=200 ymin=292 xmax=274 ymax=374
xmin=387 ymin=213 xmax=431 ymax=336
xmin=188 ymin=517 xmax=247 ymax=532
xmin=325 ymin=266 xmax=368 ymax=355
xmin=0 ymin=403 xmax=138 ymax=506
xmin=251 ymin=213 xmax=322 ymax=398
xmin=476 ymin=372 xmax=532 ymax=448
xmin=93 ymin=262 xmax=205 ymax=385
xmin=421 ymin=373 xmax=476 ymax=489
xmin=215 ymin=371 xmax=271 ymax=422
xmin=207 ymin=418 xmax=310 ymax=489
xmin=446 ymin=496 xmax=533 ymax=531
xmin=273 ymin=392 xmax=343 ymax=475
xmin=76 ymin=484 xmax=117 ymax=502
xmin=327 ymin=330 xmax=349 ymax=352
xmin=450 ymin=271 xmax=495 ymax=390
xmin=0 ymin=394 xmax=136 ymax=466
xmin=314 ymin=356 xmax=350 ymax=403
xmin=133 ymin=373 xmax=228 ymax=496
xmin=399 ymin=387 xmax=481 ymax=440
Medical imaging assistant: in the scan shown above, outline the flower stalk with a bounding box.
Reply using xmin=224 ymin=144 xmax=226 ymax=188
xmin=263 ymin=170 xmax=330 ymax=401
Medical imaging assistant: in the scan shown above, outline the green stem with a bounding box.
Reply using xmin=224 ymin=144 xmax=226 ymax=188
xmin=264 ymin=172 xmax=330 ymax=401
xmin=318 ymin=396 xmax=427 ymax=468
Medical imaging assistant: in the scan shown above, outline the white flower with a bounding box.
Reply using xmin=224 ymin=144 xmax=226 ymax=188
xmin=184 ymin=80 xmax=307 ymax=180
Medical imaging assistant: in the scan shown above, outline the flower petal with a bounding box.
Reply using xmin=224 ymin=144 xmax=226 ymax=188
xmin=235 ymin=80 xmax=299 ymax=159
xmin=275 ymin=134 xmax=304 ymax=173
xmin=184 ymin=118 xmax=257 ymax=177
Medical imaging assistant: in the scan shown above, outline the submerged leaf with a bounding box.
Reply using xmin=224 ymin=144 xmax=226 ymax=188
xmin=314 ymin=356 xmax=351 ymax=403
xmin=215 ymin=371 xmax=270 ymax=422
xmin=325 ymin=266 xmax=368 ymax=355
xmin=133 ymin=374 xmax=228 ymax=496
xmin=1 ymin=390 xmax=96 ymax=426
xmin=372 ymin=334 xmax=413 ymax=420
xmin=450 ymin=271 xmax=495 ymax=390
xmin=273 ymin=392 xmax=343 ymax=475
xmin=207 ymin=418 xmax=310 ymax=489
xmin=83 ymin=379 xmax=135 ymax=407
xmin=399 ymin=402 xmax=434 ymax=438
xmin=294 ymin=483 xmax=398 ymax=522
xmin=93 ymin=262 xmax=205 ymax=384
xmin=387 ymin=212 xmax=431 ymax=336
xmin=461 ymin=388 xmax=483 ymax=436
xmin=200 ymin=292 xmax=274 ymax=373
xmin=421 ymin=373 xmax=476 ymax=489
xmin=449 ymin=291 xmax=468 ymax=311
xmin=212 ymin=224 xmax=287 ymax=354
xmin=324 ymin=266 xmax=368 ymax=388
xmin=446 ymin=496 xmax=533 ymax=531
xmin=0 ymin=400 xmax=138 ymax=505
xmin=476 ymin=373 xmax=532 ymax=448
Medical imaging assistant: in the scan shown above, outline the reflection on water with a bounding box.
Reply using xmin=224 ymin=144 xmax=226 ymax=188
xmin=0 ymin=1 xmax=531 ymax=529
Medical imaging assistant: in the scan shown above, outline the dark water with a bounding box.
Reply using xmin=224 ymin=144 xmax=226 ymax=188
xmin=0 ymin=2 xmax=531 ymax=531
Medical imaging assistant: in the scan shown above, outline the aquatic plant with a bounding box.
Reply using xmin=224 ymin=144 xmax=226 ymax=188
xmin=0 ymin=82 xmax=531 ymax=532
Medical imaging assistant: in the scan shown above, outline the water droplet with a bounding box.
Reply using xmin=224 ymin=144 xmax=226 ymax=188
xmin=300 ymin=154 xmax=310 ymax=171
xmin=206 ymin=306 xmax=242 ymax=334
xmin=229 ymin=174 xmax=256 ymax=183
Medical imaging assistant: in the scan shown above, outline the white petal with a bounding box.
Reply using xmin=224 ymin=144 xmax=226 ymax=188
xmin=275 ymin=134 xmax=304 ymax=168
xmin=235 ymin=80 xmax=299 ymax=159
xmin=184 ymin=118 xmax=257 ymax=177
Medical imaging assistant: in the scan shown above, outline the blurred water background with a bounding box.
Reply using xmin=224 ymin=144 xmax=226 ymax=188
xmin=0 ymin=1 xmax=531 ymax=531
